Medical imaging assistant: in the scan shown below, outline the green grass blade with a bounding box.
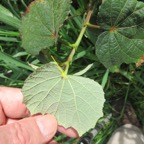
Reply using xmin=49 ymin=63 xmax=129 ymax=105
xmin=0 ymin=51 xmax=34 ymax=71
xmin=74 ymin=63 xmax=94 ymax=76
xmin=0 ymin=36 xmax=19 ymax=42
xmin=101 ymin=69 xmax=109 ymax=89
xmin=0 ymin=4 xmax=20 ymax=29
xmin=0 ymin=29 xmax=20 ymax=37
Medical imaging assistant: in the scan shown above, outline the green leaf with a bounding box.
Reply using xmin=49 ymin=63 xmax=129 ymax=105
xmin=22 ymin=63 xmax=105 ymax=136
xmin=21 ymin=0 xmax=71 ymax=55
xmin=96 ymin=0 xmax=144 ymax=69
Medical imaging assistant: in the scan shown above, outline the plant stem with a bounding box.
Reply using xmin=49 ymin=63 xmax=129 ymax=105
xmin=64 ymin=48 xmax=75 ymax=75
xmin=74 ymin=7 xmax=93 ymax=49
xmin=85 ymin=23 xmax=100 ymax=29
xmin=64 ymin=3 xmax=94 ymax=74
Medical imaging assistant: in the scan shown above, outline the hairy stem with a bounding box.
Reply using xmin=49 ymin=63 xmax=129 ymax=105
xmin=73 ymin=6 xmax=93 ymax=49
xmin=64 ymin=3 xmax=94 ymax=74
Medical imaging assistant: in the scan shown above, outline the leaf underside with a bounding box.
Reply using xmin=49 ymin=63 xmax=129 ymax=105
xmin=22 ymin=63 xmax=105 ymax=136
xmin=21 ymin=0 xmax=71 ymax=55
xmin=96 ymin=0 xmax=144 ymax=69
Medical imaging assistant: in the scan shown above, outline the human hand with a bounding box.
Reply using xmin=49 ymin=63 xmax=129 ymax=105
xmin=0 ymin=87 xmax=78 ymax=144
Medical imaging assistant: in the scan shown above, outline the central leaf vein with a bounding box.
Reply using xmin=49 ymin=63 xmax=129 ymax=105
xmin=67 ymin=78 xmax=81 ymax=124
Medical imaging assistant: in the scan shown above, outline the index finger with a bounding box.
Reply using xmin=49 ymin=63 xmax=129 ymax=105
xmin=58 ymin=125 xmax=79 ymax=138
xmin=0 ymin=87 xmax=30 ymax=119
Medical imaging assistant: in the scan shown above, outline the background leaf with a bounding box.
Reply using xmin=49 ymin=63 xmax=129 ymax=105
xmin=96 ymin=0 xmax=144 ymax=69
xmin=21 ymin=0 xmax=71 ymax=55
xmin=22 ymin=63 xmax=105 ymax=136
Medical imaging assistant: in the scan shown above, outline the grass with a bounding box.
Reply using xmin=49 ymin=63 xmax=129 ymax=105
xmin=0 ymin=0 xmax=144 ymax=143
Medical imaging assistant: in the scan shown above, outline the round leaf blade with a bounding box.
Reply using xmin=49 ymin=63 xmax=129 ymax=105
xmin=21 ymin=0 xmax=71 ymax=55
xmin=22 ymin=63 xmax=105 ymax=136
xmin=96 ymin=0 xmax=144 ymax=69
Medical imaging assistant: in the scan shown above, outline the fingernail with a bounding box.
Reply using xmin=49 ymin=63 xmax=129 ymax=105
xmin=36 ymin=115 xmax=57 ymax=139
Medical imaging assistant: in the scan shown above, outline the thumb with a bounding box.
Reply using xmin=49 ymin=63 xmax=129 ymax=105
xmin=0 ymin=115 xmax=57 ymax=144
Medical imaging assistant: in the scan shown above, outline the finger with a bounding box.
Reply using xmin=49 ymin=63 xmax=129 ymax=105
xmin=58 ymin=126 xmax=79 ymax=138
xmin=0 ymin=87 xmax=30 ymax=118
xmin=0 ymin=115 xmax=57 ymax=144
xmin=0 ymin=102 xmax=6 ymax=125
xmin=6 ymin=118 xmax=19 ymax=124
xmin=6 ymin=113 xmax=46 ymax=124
xmin=48 ymin=140 xmax=58 ymax=144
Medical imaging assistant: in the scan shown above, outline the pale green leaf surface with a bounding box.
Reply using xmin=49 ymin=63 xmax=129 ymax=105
xmin=22 ymin=63 xmax=105 ymax=136
xmin=96 ymin=0 xmax=144 ymax=69
xmin=21 ymin=0 xmax=71 ymax=55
